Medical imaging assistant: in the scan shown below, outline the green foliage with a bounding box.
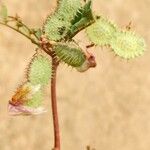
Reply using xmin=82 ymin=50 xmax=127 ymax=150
xmin=110 ymin=31 xmax=146 ymax=59
xmin=86 ymin=17 xmax=117 ymax=46
xmin=28 ymin=54 xmax=52 ymax=86
xmin=53 ymin=42 xmax=86 ymax=67
xmin=0 ymin=4 xmax=8 ymax=22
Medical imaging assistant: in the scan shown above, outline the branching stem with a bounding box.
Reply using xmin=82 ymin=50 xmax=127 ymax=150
xmin=0 ymin=21 xmax=39 ymax=45
xmin=0 ymin=18 xmax=61 ymax=149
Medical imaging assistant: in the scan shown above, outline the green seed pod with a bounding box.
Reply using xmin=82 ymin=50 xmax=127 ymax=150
xmin=43 ymin=0 xmax=81 ymax=41
xmin=44 ymin=14 xmax=70 ymax=41
xmin=28 ymin=55 xmax=52 ymax=86
xmin=110 ymin=31 xmax=146 ymax=59
xmin=86 ymin=17 xmax=117 ymax=46
xmin=57 ymin=0 xmax=81 ymax=22
xmin=68 ymin=0 xmax=94 ymax=39
xmin=25 ymin=89 xmax=43 ymax=108
xmin=53 ymin=42 xmax=86 ymax=67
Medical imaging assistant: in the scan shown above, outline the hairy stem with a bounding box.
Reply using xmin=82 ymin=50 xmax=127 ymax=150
xmin=51 ymin=58 xmax=60 ymax=150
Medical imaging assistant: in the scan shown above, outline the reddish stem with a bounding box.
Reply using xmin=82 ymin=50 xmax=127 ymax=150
xmin=51 ymin=58 xmax=60 ymax=150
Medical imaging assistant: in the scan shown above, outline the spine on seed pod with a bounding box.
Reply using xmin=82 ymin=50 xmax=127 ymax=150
xmin=8 ymin=53 xmax=52 ymax=115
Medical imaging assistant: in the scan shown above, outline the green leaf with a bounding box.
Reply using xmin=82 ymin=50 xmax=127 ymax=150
xmin=0 ymin=4 xmax=8 ymax=22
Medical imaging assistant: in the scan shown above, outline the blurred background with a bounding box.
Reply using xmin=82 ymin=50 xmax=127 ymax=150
xmin=0 ymin=0 xmax=150 ymax=150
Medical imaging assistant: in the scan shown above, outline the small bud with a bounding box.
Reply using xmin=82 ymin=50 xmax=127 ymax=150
xmin=76 ymin=51 xmax=96 ymax=72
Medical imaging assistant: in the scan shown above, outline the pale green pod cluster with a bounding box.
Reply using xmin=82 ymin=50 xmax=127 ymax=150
xmin=28 ymin=55 xmax=52 ymax=86
xmin=53 ymin=42 xmax=86 ymax=67
xmin=43 ymin=0 xmax=81 ymax=41
xmin=86 ymin=17 xmax=146 ymax=59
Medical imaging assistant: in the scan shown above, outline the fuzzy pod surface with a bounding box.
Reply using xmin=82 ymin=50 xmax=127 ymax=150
xmin=44 ymin=14 xmax=71 ymax=41
xmin=86 ymin=17 xmax=117 ymax=46
xmin=68 ymin=0 xmax=94 ymax=38
xmin=53 ymin=42 xmax=86 ymax=67
xmin=25 ymin=89 xmax=43 ymax=108
xmin=43 ymin=0 xmax=81 ymax=41
xmin=28 ymin=55 xmax=52 ymax=86
xmin=110 ymin=31 xmax=146 ymax=59
xmin=57 ymin=0 xmax=81 ymax=22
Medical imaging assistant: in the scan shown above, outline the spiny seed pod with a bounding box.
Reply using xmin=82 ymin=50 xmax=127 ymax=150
xmin=53 ymin=42 xmax=86 ymax=67
xmin=44 ymin=14 xmax=70 ymax=41
xmin=110 ymin=31 xmax=146 ymax=59
xmin=57 ymin=0 xmax=81 ymax=22
xmin=25 ymin=90 xmax=43 ymax=108
xmin=28 ymin=54 xmax=52 ymax=86
xmin=86 ymin=17 xmax=117 ymax=46
xmin=68 ymin=0 xmax=94 ymax=38
xmin=8 ymin=82 xmax=46 ymax=115
xmin=43 ymin=0 xmax=81 ymax=41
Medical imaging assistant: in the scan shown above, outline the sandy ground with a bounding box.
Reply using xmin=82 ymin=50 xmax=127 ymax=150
xmin=0 ymin=0 xmax=150 ymax=150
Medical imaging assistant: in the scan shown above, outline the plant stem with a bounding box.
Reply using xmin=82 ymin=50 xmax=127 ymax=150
xmin=1 ymin=15 xmax=61 ymax=150
xmin=0 ymin=21 xmax=39 ymax=45
xmin=51 ymin=58 xmax=60 ymax=150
